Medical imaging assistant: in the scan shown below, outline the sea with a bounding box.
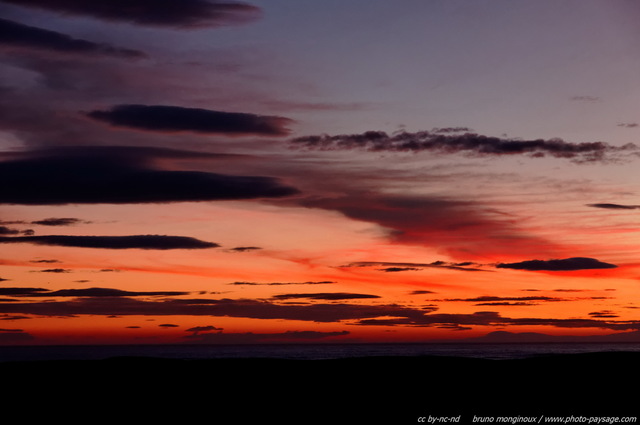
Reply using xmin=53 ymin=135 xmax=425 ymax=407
xmin=0 ymin=342 xmax=639 ymax=363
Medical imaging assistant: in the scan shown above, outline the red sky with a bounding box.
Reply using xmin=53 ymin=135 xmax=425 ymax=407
xmin=0 ymin=0 xmax=640 ymax=345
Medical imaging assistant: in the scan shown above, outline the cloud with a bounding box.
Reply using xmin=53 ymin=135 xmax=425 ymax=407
xmin=227 ymin=246 xmax=262 ymax=253
xmin=0 ymin=288 xmax=48 ymax=296
xmin=587 ymin=203 xmax=640 ymax=210
xmin=184 ymin=330 xmax=350 ymax=344
xmin=31 ymin=218 xmax=86 ymax=226
xmin=432 ymin=127 xmax=475 ymax=133
xmin=378 ymin=267 xmax=422 ymax=272
xmin=271 ymin=293 xmax=381 ymax=301
xmin=259 ymin=100 xmax=371 ymax=112
xmin=570 ymin=96 xmax=601 ymax=102
xmin=496 ymin=257 xmax=617 ymax=272
xmin=229 ymin=281 xmax=335 ymax=286
xmin=0 ymin=226 xmax=20 ymax=235
xmin=33 ymin=268 xmax=71 ymax=273
xmin=617 ymin=123 xmax=638 ymax=128
xmin=444 ymin=296 xmax=565 ymax=303
xmin=0 ymin=146 xmax=299 ymax=204
xmin=436 ymin=295 xmax=603 ymax=306
xmin=0 ymin=18 xmax=146 ymax=59
xmin=47 ymin=288 xmax=190 ymax=297
xmin=0 ymin=0 xmax=262 ymax=29
xmin=0 ymin=296 xmax=436 ymax=322
xmin=355 ymin=311 xmax=507 ymax=327
xmin=301 ymin=193 xmax=558 ymax=259
xmin=290 ymin=129 xmax=635 ymax=163
xmin=0 ymin=287 xmax=189 ymax=297
xmin=186 ymin=325 xmax=224 ymax=334
xmin=589 ymin=310 xmax=619 ymax=318
xmin=0 ymin=314 xmax=29 ymax=320
xmin=87 ymin=104 xmax=293 ymax=136
xmin=0 ymin=235 xmax=220 ymax=250
xmin=344 ymin=261 xmax=486 ymax=272
xmin=356 ymin=311 xmax=640 ymax=331
xmin=0 ymin=329 xmax=35 ymax=344
xmin=0 ymin=224 xmax=33 ymax=235
xmin=0 ymin=291 xmax=636 ymax=333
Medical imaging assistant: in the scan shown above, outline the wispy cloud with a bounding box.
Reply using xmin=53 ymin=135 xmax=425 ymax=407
xmin=570 ymin=95 xmax=601 ymax=102
xmin=0 ymin=18 xmax=146 ymax=58
xmin=343 ymin=261 xmax=486 ymax=272
xmin=299 ymin=193 xmax=561 ymax=259
xmin=356 ymin=311 xmax=640 ymax=331
xmin=31 ymin=218 xmax=87 ymax=226
xmin=290 ymin=129 xmax=635 ymax=163
xmin=185 ymin=329 xmax=349 ymax=344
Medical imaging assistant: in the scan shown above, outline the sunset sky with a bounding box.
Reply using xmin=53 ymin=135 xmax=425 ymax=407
xmin=1 ymin=0 xmax=640 ymax=346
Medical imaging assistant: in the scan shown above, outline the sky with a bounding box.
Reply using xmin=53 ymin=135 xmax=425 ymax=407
xmin=0 ymin=0 xmax=640 ymax=346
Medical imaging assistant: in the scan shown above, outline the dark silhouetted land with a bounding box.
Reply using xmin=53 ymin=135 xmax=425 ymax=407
xmin=1 ymin=352 xmax=637 ymax=424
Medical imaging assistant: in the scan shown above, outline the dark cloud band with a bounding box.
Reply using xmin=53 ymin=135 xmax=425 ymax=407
xmin=0 ymin=295 xmax=636 ymax=332
xmin=87 ymin=104 xmax=293 ymax=136
xmin=271 ymin=293 xmax=381 ymax=301
xmin=496 ymin=257 xmax=617 ymax=271
xmin=0 ymin=296 xmax=436 ymax=323
xmin=0 ymin=235 xmax=220 ymax=250
xmin=0 ymin=0 xmax=261 ymax=29
xmin=0 ymin=287 xmax=188 ymax=297
xmin=184 ymin=330 xmax=349 ymax=344
xmin=0 ymin=146 xmax=299 ymax=204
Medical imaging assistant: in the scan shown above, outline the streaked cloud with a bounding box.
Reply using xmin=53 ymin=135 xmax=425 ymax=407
xmin=0 ymin=235 xmax=220 ymax=250
xmin=290 ymin=129 xmax=635 ymax=163
xmin=0 ymin=146 xmax=299 ymax=204
xmin=0 ymin=0 xmax=261 ymax=29
xmin=0 ymin=18 xmax=146 ymax=58
xmin=587 ymin=203 xmax=640 ymax=210
xmin=87 ymin=104 xmax=293 ymax=136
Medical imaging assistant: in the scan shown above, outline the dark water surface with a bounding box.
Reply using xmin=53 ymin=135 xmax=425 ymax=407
xmin=2 ymin=341 xmax=640 ymax=362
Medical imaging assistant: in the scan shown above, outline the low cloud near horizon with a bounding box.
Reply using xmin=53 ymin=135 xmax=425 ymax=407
xmin=496 ymin=257 xmax=617 ymax=272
